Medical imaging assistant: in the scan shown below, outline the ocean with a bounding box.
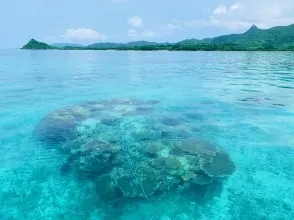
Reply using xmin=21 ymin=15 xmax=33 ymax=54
xmin=0 ymin=50 xmax=293 ymax=219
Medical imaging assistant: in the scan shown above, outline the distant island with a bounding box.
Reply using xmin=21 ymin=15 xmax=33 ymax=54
xmin=22 ymin=24 xmax=294 ymax=51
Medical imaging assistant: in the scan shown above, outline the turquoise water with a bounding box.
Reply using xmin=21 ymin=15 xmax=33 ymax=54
xmin=0 ymin=50 xmax=294 ymax=219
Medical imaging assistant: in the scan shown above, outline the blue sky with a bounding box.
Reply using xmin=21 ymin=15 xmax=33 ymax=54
xmin=0 ymin=0 xmax=293 ymax=48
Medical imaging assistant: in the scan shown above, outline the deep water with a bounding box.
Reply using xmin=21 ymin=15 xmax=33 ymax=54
xmin=0 ymin=50 xmax=294 ymax=220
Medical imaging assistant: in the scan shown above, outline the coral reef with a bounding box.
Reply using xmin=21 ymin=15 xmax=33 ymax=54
xmin=174 ymin=138 xmax=218 ymax=156
xmin=34 ymin=98 xmax=236 ymax=205
xmin=162 ymin=117 xmax=182 ymax=126
xmin=116 ymin=165 xmax=159 ymax=198
xmin=201 ymin=151 xmax=236 ymax=177
xmin=96 ymin=174 xmax=122 ymax=201
xmin=146 ymin=142 xmax=164 ymax=157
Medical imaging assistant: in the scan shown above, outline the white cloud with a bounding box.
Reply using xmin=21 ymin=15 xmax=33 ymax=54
xmin=127 ymin=29 xmax=137 ymax=37
xmin=209 ymin=2 xmax=294 ymax=30
xmin=210 ymin=3 xmax=252 ymax=30
xmin=230 ymin=3 xmax=244 ymax=11
xmin=213 ymin=3 xmax=244 ymax=15
xmin=210 ymin=3 xmax=251 ymax=30
xmin=213 ymin=5 xmax=227 ymax=14
xmin=128 ymin=16 xmax=144 ymax=28
xmin=61 ymin=28 xmax=106 ymax=41
xmin=124 ymin=1 xmax=293 ymax=41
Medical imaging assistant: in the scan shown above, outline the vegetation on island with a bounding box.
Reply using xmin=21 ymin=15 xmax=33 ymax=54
xmin=51 ymin=43 xmax=85 ymax=48
xmin=22 ymin=24 xmax=294 ymax=51
xmin=22 ymin=39 xmax=57 ymax=50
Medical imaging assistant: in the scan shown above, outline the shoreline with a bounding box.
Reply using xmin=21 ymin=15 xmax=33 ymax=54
xmin=20 ymin=48 xmax=294 ymax=52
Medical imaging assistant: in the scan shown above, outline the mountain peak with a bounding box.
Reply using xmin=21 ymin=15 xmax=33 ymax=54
xmin=22 ymin=39 xmax=54 ymax=49
xmin=28 ymin=39 xmax=38 ymax=43
xmin=246 ymin=24 xmax=260 ymax=33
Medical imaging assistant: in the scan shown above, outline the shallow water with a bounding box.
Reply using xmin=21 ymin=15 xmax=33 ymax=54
xmin=0 ymin=50 xmax=294 ymax=220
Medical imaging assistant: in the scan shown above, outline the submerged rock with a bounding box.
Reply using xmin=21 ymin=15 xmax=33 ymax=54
xmin=151 ymin=157 xmax=166 ymax=170
xmin=164 ymin=156 xmax=182 ymax=170
xmin=34 ymin=111 xmax=78 ymax=143
xmin=60 ymin=163 xmax=72 ymax=175
xmin=99 ymin=130 xmax=121 ymax=144
xmin=102 ymin=98 xmax=134 ymax=105
xmin=61 ymin=140 xmax=81 ymax=154
xmin=190 ymin=174 xmax=214 ymax=186
xmin=102 ymin=98 xmax=159 ymax=106
xmin=35 ymin=98 xmax=236 ymax=205
xmin=68 ymin=105 xmax=91 ymax=119
xmin=78 ymin=140 xmax=121 ymax=175
xmin=146 ymin=142 xmax=164 ymax=157
xmin=101 ymin=116 xmax=121 ymax=126
xmin=175 ymin=138 xmax=218 ymax=156
xmin=136 ymin=105 xmax=154 ymax=114
xmin=116 ymin=166 xmax=159 ymax=198
xmin=132 ymin=129 xmax=161 ymax=142
xmin=116 ymin=175 xmax=141 ymax=197
xmin=96 ymin=174 xmax=123 ymax=201
xmin=34 ymin=105 xmax=93 ymax=143
xmin=162 ymin=117 xmax=182 ymax=126
xmin=84 ymin=140 xmax=111 ymax=150
xmin=128 ymin=98 xmax=151 ymax=106
xmin=181 ymin=171 xmax=197 ymax=182
xmin=161 ymin=127 xmax=191 ymax=139
xmin=81 ymin=101 xmax=105 ymax=112
xmin=146 ymin=100 xmax=160 ymax=105
xmin=200 ymin=151 xmax=236 ymax=177
xmin=184 ymin=111 xmax=204 ymax=120
xmin=34 ymin=98 xmax=160 ymax=143
xmin=137 ymin=165 xmax=160 ymax=196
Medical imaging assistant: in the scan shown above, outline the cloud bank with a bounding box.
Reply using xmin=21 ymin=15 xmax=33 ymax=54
xmin=128 ymin=16 xmax=144 ymax=28
xmin=61 ymin=28 xmax=106 ymax=41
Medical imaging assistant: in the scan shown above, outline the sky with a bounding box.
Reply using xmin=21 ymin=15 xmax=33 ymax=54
xmin=0 ymin=0 xmax=294 ymax=48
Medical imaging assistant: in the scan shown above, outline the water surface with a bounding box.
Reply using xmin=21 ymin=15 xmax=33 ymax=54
xmin=0 ymin=50 xmax=294 ymax=219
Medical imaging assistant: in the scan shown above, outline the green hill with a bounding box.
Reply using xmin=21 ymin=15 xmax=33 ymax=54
xmin=22 ymin=23 xmax=294 ymax=51
xmin=51 ymin=43 xmax=84 ymax=48
xmin=174 ymin=24 xmax=294 ymax=50
xmin=87 ymin=41 xmax=163 ymax=49
xmin=126 ymin=41 xmax=161 ymax=46
xmin=87 ymin=42 xmax=123 ymax=49
xmin=22 ymin=39 xmax=56 ymax=50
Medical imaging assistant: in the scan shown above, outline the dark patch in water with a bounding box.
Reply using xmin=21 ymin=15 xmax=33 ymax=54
xmin=272 ymin=103 xmax=285 ymax=106
xmin=162 ymin=117 xmax=181 ymax=126
xmin=67 ymin=152 xmax=82 ymax=163
xmin=101 ymin=117 xmax=120 ymax=126
xmin=239 ymin=98 xmax=259 ymax=102
xmin=136 ymin=106 xmax=154 ymax=113
xmin=146 ymin=100 xmax=160 ymax=105
xmin=241 ymin=89 xmax=262 ymax=93
xmin=60 ymin=163 xmax=71 ymax=175
xmin=185 ymin=112 xmax=204 ymax=120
